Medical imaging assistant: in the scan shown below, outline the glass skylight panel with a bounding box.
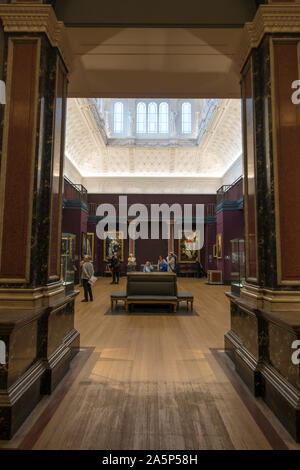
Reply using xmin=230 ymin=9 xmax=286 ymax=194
xmin=113 ymin=101 xmax=124 ymax=133
xmin=136 ymin=102 xmax=147 ymax=133
xmin=182 ymin=102 xmax=192 ymax=134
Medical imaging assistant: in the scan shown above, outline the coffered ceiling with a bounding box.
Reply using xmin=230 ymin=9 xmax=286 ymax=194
xmin=65 ymin=97 xmax=242 ymax=185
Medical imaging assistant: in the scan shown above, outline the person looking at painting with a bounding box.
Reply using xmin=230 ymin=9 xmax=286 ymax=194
xmin=167 ymin=253 xmax=176 ymax=273
xmin=170 ymin=251 xmax=177 ymax=272
xmin=81 ymin=255 xmax=94 ymax=302
xmin=143 ymin=261 xmax=154 ymax=273
xmin=157 ymin=256 xmax=168 ymax=272
xmin=110 ymin=252 xmax=121 ymax=284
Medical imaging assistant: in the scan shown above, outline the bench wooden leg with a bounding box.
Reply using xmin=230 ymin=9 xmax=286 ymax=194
xmin=125 ymin=302 xmax=129 ymax=313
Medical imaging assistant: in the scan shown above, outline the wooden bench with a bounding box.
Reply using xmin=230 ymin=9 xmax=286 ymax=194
xmin=177 ymin=292 xmax=194 ymax=310
xmin=110 ymin=274 xmax=194 ymax=313
xmin=111 ymin=290 xmax=127 ymax=309
xmin=126 ymin=272 xmax=178 ymax=312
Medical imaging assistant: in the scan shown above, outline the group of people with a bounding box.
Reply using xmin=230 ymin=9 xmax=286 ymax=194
xmin=80 ymin=249 xmax=205 ymax=303
xmin=143 ymin=252 xmax=177 ymax=273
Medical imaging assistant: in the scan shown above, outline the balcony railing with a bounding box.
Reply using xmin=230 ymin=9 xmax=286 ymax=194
xmin=216 ymin=176 xmax=243 ymax=206
xmin=64 ymin=177 xmax=88 ymax=204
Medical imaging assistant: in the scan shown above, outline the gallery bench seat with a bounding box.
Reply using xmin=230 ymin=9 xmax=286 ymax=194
xmin=110 ymin=273 xmax=194 ymax=312
xmin=111 ymin=291 xmax=127 ymax=309
xmin=177 ymin=292 xmax=194 ymax=310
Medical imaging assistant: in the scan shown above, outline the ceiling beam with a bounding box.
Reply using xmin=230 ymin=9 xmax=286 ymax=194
xmin=55 ymin=0 xmax=258 ymax=28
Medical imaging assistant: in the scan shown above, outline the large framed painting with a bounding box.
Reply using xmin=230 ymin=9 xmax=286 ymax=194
xmin=81 ymin=232 xmax=87 ymax=258
xmin=216 ymin=233 xmax=223 ymax=259
xmin=178 ymin=230 xmax=201 ymax=263
xmin=104 ymin=231 xmax=124 ymax=262
xmin=87 ymin=233 xmax=94 ymax=261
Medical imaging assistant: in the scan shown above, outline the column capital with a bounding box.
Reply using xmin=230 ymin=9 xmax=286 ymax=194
xmin=0 ymin=4 xmax=72 ymax=71
xmin=240 ymin=4 xmax=300 ymax=69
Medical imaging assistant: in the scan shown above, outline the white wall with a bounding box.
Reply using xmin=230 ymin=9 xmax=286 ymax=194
xmin=221 ymin=154 xmax=243 ymax=187
xmin=64 ymin=156 xmax=83 ymax=185
xmin=82 ymin=176 xmax=221 ymax=194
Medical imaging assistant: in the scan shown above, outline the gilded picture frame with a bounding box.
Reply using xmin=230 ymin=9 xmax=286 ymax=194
xmin=104 ymin=231 xmax=124 ymax=262
xmin=81 ymin=232 xmax=87 ymax=258
xmin=61 ymin=235 xmax=73 ymax=258
xmin=216 ymin=233 xmax=223 ymax=259
xmin=87 ymin=233 xmax=94 ymax=262
xmin=178 ymin=229 xmax=201 ymax=263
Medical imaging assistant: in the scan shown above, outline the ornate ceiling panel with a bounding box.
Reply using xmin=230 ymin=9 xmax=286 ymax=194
xmin=65 ymin=98 xmax=242 ymax=179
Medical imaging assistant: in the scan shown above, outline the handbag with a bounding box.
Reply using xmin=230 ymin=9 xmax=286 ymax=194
xmin=88 ymin=275 xmax=97 ymax=285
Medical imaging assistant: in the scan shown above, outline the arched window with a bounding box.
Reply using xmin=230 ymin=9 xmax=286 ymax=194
xmin=148 ymin=102 xmax=158 ymax=134
xmin=113 ymin=101 xmax=124 ymax=134
xmin=136 ymin=102 xmax=147 ymax=133
xmin=159 ymin=102 xmax=169 ymax=134
xmin=182 ymin=102 xmax=192 ymax=134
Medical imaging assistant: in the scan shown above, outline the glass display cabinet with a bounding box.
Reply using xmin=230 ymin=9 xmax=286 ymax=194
xmin=230 ymin=238 xmax=245 ymax=296
xmin=61 ymin=233 xmax=76 ymax=295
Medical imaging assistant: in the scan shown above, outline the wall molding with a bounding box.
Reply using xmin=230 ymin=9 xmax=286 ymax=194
xmin=0 ymin=4 xmax=72 ymax=71
xmin=240 ymin=4 xmax=300 ymax=68
xmin=82 ymin=176 xmax=222 ymax=195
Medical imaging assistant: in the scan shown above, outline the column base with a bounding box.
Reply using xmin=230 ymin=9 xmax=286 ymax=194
xmin=225 ymin=293 xmax=300 ymax=443
xmin=261 ymin=363 xmax=300 ymax=443
xmin=0 ymin=360 xmax=45 ymax=440
xmin=225 ymin=330 xmax=262 ymax=396
xmin=0 ymin=291 xmax=80 ymax=439
xmin=41 ymin=328 xmax=80 ymax=395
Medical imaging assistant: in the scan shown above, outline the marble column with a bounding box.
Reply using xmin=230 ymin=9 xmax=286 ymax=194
xmin=0 ymin=2 xmax=79 ymax=439
xmin=225 ymin=4 xmax=300 ymax=442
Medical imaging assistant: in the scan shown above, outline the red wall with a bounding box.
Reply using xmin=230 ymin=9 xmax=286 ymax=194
xmin=87 ymin=193 xmax=217 ymax=275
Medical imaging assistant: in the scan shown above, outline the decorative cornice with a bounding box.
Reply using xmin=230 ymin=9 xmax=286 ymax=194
xmin=216 ymin=198 xmax=244 ymax=214
xmin=63 ymin=199 xmax=88 ymax=213
xmin=0 ymin=4 xmax=72 ymax=71
xmin=240 ymin=4 xmax=300 ymax=69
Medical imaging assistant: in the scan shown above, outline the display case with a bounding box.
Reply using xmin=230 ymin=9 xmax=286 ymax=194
xmin=230 ymin=238 xmax=245 ymax=296
xmin=61 ymin=233 xmax=76 ymax=294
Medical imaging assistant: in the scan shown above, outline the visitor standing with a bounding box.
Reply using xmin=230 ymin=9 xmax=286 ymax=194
xmin=81 ymin=255 xmax=94 ymax=302
xmin=110 ymin=252 xmax=121 ymax=284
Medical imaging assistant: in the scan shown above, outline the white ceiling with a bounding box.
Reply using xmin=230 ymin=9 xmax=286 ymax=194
xmin=65 ymin=97 xmax=242 ymax=182
xmin=66 ymin=27 xmax=243 ymax=98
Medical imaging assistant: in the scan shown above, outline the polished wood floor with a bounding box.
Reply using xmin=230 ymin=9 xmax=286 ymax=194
xmin=1 ymin=278 xmax=300 ymax=450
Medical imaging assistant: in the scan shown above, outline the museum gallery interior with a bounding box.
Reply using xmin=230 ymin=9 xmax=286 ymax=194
xmin=0 ymin=0 xmax=300 ymax=451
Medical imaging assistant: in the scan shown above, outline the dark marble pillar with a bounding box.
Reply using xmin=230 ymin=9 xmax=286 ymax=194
xmin=0 ymin=3 xmax=79 ymax=439
xmin=225 ymin=4 xmax=300 ymax=442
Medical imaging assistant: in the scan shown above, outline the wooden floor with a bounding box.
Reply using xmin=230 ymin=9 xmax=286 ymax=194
xmin=1 ymin=278 xmax=300 ymax=450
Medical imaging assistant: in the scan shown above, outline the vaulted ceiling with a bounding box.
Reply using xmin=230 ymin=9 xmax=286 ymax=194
xmin=65 ymin=98 xmax=242 ymax=183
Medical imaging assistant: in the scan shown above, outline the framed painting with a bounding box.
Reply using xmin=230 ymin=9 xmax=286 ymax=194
xmin=178 ymin=229 xmax=201 ymax=263
xmin=81 ymin=232 xmax=87 ymax=258
xmin=104 ymin=231 xmax=124 ymax=262
xmin=61 ymin=237 xmax=68 ymax=257
xmin=87 ymin=233 xmax=94 ymax=261
xmin=216 ymin=233 xmax=223 ymax=259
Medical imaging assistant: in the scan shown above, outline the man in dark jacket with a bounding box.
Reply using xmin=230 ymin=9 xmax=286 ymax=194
xmin=110 ymin=252 xmax=121 ymax=284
